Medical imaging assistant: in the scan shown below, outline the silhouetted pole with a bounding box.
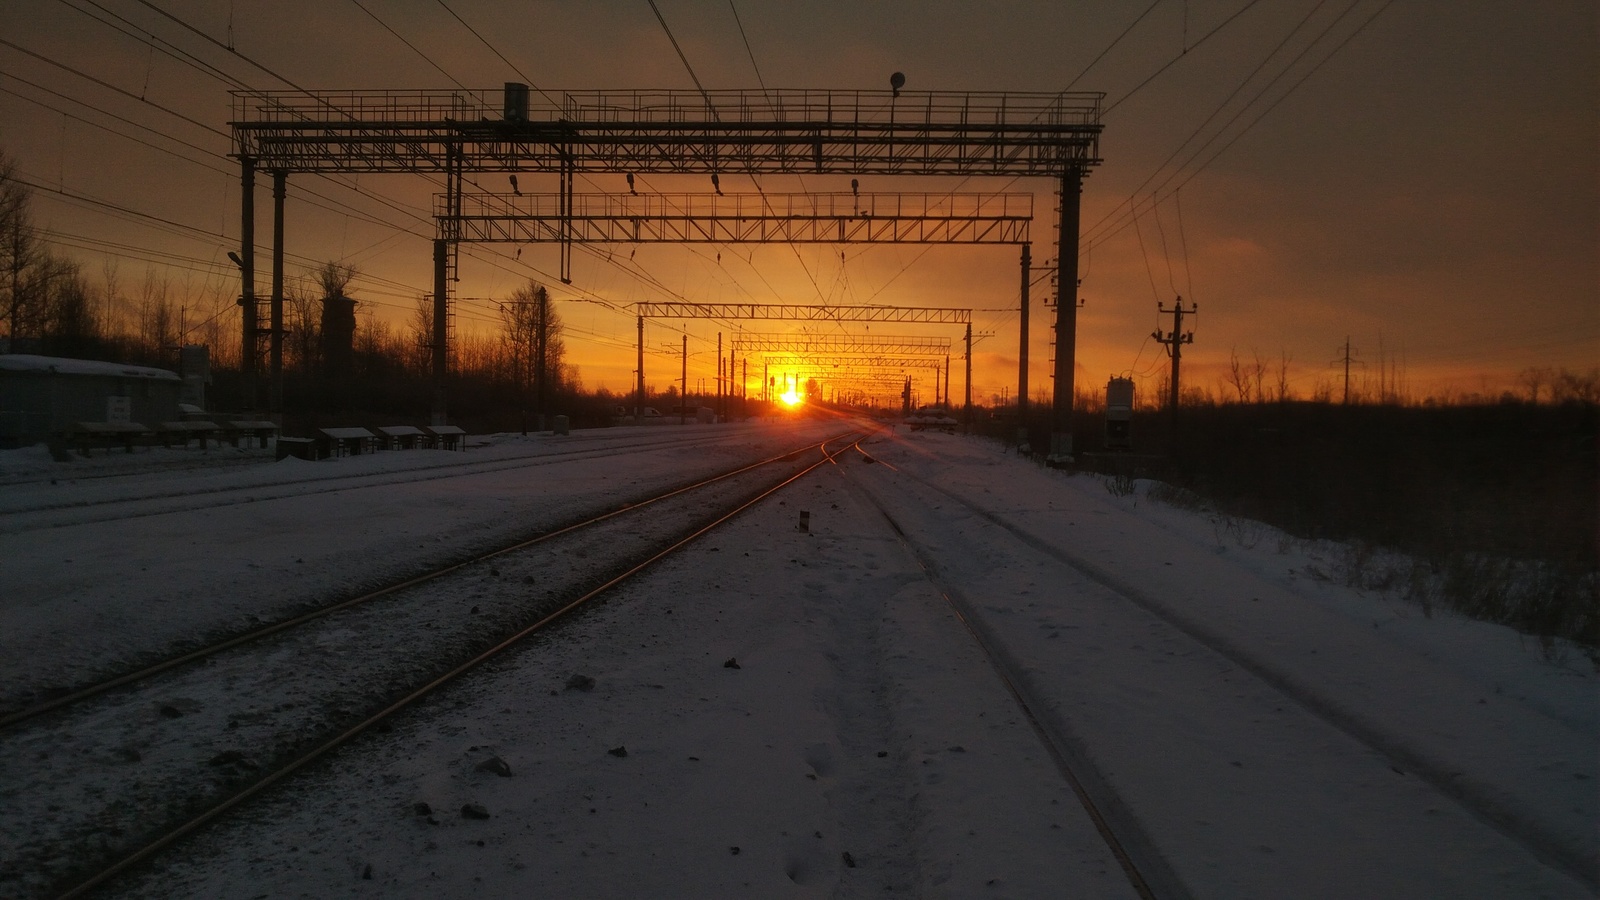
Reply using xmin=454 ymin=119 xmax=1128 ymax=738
xmin=717 ymin=332 xmax=723 ymax=421
xmin=1153 ymin=298 xmax=1196 ymax=454
xmin=239 ymin=157 xmax=256 ymax=412
xmin=964 ymin=321 xmax=972 ymax=430
xmin=680 ymin=333 xmax=687 ymax=425
xmin=1050 ymin=165 xmax=1085 ymax=464
xmin=635 ymin=314 xmax=645 ymax=423
xmin=431 ymin=239 xmax=448 ymax=424
xmin=269 ymin=170 xmax=285 ymax=422
xmin=1018 ymin=243 xmax=1031 ymax=452
xmin=1338 ymin=336 xmax=1357 ymax=405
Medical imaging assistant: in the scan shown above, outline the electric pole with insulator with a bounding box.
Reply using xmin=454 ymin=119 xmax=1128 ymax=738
xmin=1153 ymin=298 xmax=1196 ymax=453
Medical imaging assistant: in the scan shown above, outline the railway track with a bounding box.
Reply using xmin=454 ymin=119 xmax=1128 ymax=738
xmin=0 ymin=429 xmax=867 ymax=899
xmin=0 ymin=424 xmax=784 ymax=529
xmin=839 ymin=453 xmax=1185 ymax=900
xmin=839 ymin=441 xmax=1595 ymax=898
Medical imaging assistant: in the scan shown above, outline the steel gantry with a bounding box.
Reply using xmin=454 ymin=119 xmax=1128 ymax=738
xmin=634 ymin=302 xmax=975 ymax=427
xmin=231 ymin=86 xmax=1101 ymax=454
xmin=443 ymin=194 xmax=1015 ymax=428
xmin=442 ymin=191 xmax=1031 ymax=246
xmin=730 ymin=333 xmax=951 ymax=355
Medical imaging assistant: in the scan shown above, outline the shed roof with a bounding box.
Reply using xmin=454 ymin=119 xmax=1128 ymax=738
xmin=0 ymin=354 xmax=180 ymax=381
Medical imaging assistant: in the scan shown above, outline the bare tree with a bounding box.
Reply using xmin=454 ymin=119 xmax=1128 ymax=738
xmin=0 ymin=151 xmax=46 ymax=347
xmin=498 ymin=280 xmax=565 ymax=430
xmin=136 ymin=269 xmax=177 ymax=357
xmin=1224 ymin=345 xmax=1252 ymax=403
xmin=1274 ymin=349 xmax=1293 ymax=402
xmin=1518 ymin=366 xmax=1552 ymax=404
xmin=406 ymin=295 xmax=435 ymax=374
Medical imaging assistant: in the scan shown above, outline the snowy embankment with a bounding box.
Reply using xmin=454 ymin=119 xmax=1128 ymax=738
xmin=1 ymin=422 xmax=1592 ymax=898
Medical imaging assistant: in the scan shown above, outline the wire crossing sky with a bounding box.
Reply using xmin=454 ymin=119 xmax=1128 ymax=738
xmin=0 ymin=0 xmax=1593 ymax=401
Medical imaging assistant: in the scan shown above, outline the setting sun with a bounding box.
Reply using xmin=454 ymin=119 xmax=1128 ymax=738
xmin=779 ymin=389 xmax=803 ymax=407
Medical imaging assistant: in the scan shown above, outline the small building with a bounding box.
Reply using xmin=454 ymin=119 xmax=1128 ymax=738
xmin=0 ymin=354 xmax=182 ymax=448
xmin=1105 ymin=376 xmax=1134 ymax=451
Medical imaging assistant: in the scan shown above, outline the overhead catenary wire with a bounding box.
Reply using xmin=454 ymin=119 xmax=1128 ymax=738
xmin=1083 ymin=0 xmax=1389 ymax=255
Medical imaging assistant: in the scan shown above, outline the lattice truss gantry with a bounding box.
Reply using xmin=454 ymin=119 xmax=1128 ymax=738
xmin=758 ymin=355 xmax=942 ymax=371
xmin=441 ymin=192 xmax=1031 ymax=245
xmin=729 ymin=333 xmax=951 ymax=355
xmin=230 ymin=85 xmax=1102 ymax=454
xmin=231 ymin=88 xmax=1101 ymax=175
xmin=636 ymin=302 xmax=970 ymax=324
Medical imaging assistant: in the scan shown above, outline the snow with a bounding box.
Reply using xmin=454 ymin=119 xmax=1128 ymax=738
xmin=0 ymin=354 xmax=181 ymax=380
xmin=0 ymin=420 xmax=1593 ymax=898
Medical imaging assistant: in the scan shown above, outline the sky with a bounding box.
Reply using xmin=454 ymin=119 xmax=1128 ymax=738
xmin=0 ymin=0 xmax=1594 ymax=405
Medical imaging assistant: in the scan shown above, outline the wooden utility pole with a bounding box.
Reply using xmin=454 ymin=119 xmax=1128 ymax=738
xmin=1152 ymin=298 xmax=1196 ymax=452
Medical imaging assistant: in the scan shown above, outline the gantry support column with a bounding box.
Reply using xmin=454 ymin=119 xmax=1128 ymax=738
xmin=431 ymin=239 xmax=448 ymax=424
xmin=1018 ymin=243 xmax=1031 ymax=452
xmin=270 ymin=171 xmax=286 ymax=421
xmin=1050 ymin=165 xmax=1085 ymax=464
xmin=239 ymin=157 xmax=256 ymax=413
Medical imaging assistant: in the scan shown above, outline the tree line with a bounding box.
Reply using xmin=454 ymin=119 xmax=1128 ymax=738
xmin=1 ymin=149 xmax=594 ymax=429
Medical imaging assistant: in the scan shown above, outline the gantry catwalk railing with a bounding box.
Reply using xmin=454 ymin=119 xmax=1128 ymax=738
xmin=231 ymin=88 xmax=1102 ymax=175
xmin=440 ymin=192 xmax=1032 ymax=245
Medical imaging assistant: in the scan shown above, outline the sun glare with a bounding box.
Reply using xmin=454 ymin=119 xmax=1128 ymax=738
xmin=779 ymin=389 xmax=802 ymax=407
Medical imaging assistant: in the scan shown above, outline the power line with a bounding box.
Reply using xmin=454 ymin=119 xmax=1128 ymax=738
xmin=1084 ymin=0 xmax=1337 ymax=246
xmin=346 ymin=0 xmax=468 ymax=91
xmin=646 ymin=0 xmax=715 ymax=111
xmin=1084 ymin=0 xmax=1394 ymax=254
xmin=1103 ymin=0 xmax=1264 ymax=115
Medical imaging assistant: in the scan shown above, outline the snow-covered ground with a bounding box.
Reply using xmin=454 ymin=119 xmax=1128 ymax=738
xmin=1 ymin=420 xmax=1593 ymax=898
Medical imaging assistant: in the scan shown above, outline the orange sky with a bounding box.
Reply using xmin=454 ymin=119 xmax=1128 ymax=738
xmin=1 ymin=1 xmax=1593 ymax=406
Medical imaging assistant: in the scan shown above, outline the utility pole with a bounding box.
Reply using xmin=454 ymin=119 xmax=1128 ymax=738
xmin=1152 ymin=297 xmax=1196 ymax=453
xmin=680 ymin=333 xmax=688 ymax=425
xmin=269 ymin=170 xmax=285 ymax=422
xmin=1334 ymin=337 xmax=1359 ymax=405
xmin=239 ymin=156 xmax=256 ymax=413
xmin=964 ymin=321 xmax=972 ymax=430
xmin=634 ymin=314 xmax=644 ymax=423
xmin=1017 ymin=243 xmax=1031 ymax=452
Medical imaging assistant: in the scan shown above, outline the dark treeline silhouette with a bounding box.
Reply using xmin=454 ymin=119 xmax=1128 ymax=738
xmin=981 ymin=398 xmax=1597 ymax=647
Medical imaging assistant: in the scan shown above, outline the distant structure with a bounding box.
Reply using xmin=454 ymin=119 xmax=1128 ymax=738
xmin=320 ymin=291 xmax=357 ymax=377
xmin=1105 ymin=376 xmax=1134 ymax=451
xmin=0 ymin=355 xmax=181 ymax=448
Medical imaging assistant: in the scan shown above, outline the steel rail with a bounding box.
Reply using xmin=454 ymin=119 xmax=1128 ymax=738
xmin=896 ymin=466 xmax=1600 ymax=892
xmin=0 ymin=426 xmax=775 ymax=522
xmin=1 ymin=429 xmax=856 ymax=731
xmin=840 ymin=465 xmax=1180 ymax=900
xmin=55 ymin=430 xmax=869 ymax=899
